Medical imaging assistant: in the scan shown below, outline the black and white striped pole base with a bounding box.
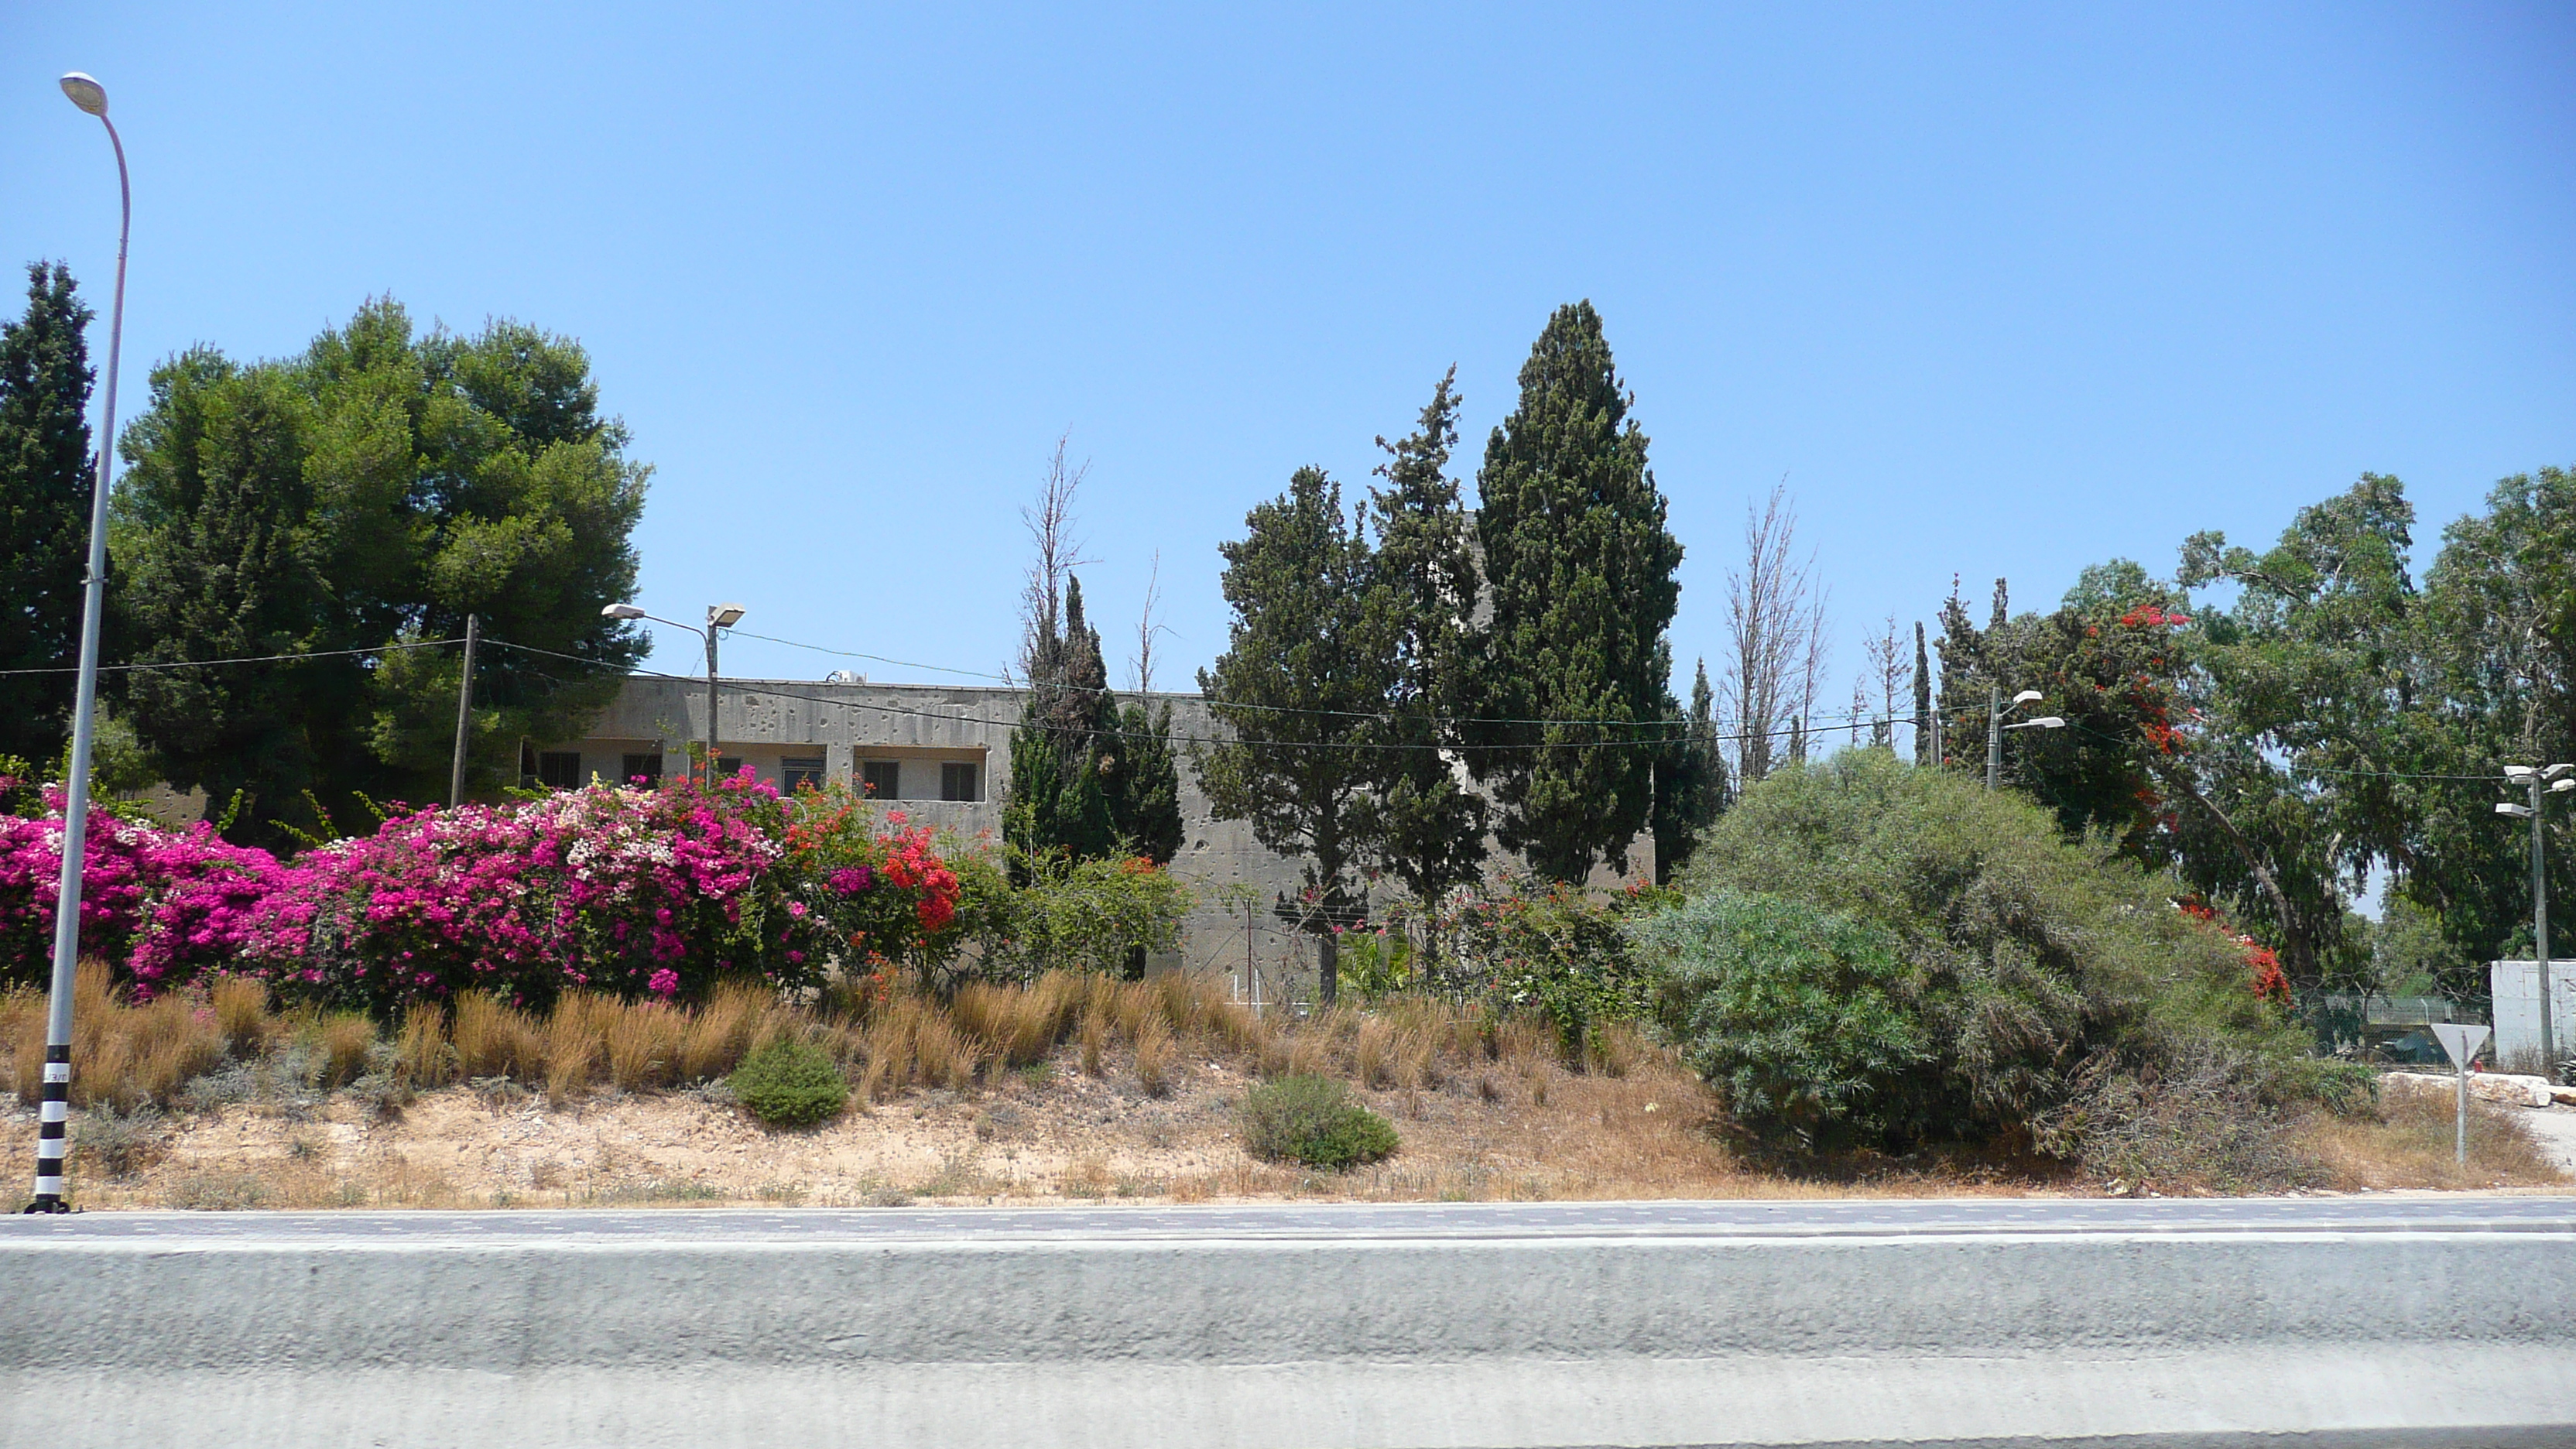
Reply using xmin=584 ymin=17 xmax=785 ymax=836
xmin=25 ymin=1044 xmax=70 ymax=1212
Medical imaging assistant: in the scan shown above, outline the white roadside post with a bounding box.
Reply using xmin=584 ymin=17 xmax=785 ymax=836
xmin=2430 ymin=1022 xmax=2492 ymax=1167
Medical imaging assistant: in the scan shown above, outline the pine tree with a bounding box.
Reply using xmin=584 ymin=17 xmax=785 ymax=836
xmin=0 ymin=262 xmax=95 ymax=766
xmin=1367 ymin=368 xmax=1487 ymax=917
xmin=1468 ymin=302 xmax=1684 ymax=882
xmin=1197 ymin=467 xmax=1396 ymax=1004
xmin=114 ymin=353 xmax=351 ymax=834
xmin=112 ymin=301 xmax=647 ymax=841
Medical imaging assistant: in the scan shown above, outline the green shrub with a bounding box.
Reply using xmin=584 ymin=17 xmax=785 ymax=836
xmin=1649 ymin=750 xmax=2323 ymax=1155
xmin=957 ymin=848 xmax=1191 ymax=986
xmin=1430 ymin=877 xmax=1672 ymax=1057
xmin=726 ymin=1039 xmax=849 ymax=1128
xmin=1239 ymin=1074 xmax=1399 ymax=1170
xmin=1629 ymin=889 xmax=1929 ymax=1146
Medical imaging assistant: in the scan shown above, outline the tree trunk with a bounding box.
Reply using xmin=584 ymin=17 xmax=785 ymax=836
xmin=1318 ymin=930 xmax=1339 ymax=1007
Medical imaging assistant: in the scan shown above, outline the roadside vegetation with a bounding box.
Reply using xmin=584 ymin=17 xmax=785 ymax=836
xmin=2 ymin=749 xmax=2557 ymax=1208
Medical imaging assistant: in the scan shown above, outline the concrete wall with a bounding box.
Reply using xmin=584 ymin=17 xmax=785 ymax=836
xmin=4 ymin=1215 xmax=2573 ymax=1447
xmin=554 ymin=677 xmax=1653 ymax=1000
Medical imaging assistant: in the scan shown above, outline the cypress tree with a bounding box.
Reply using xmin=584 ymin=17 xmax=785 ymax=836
xmin=1912 ymin=621 xmax=1933 ymax=765
xmin=1468 ymin=302 xmax=1684 ymax=882
xmin=1006 ymin=575 xmax=1118 ymax=862
xmin=0 ymin=262 xmax=95 ymax=766
xmin=1367 ymin=368 xmax=1488 ymax=916
xmin=1652 ymin=657 xmax=1727 ymax=882
xmin=1108 ymin=697 xmax=1184 ymax=865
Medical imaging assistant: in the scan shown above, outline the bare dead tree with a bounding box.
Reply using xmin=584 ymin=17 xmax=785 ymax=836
xmin=1722 ymin=481 xmax=1831 ymax=783
xmin=1015 ymin=431 xmax=1094 ymax=685
xmin=1129 ymin=550 xmax=1173 ymax=697
xmin=1862 ymin=615 xmax=1909 ymax=749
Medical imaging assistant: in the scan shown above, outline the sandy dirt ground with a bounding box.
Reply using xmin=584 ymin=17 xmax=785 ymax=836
xmin=14 ymin=1051 xmax=2567 ymax=1211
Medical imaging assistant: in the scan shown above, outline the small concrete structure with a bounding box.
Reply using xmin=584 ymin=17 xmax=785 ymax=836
xmin=546 ymin=677 xmax=1651 ymax=996
xmin=2489 ymin=959 xmax=2576 ymax=1074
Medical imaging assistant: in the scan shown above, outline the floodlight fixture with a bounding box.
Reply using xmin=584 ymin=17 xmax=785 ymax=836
xmin=707 ymin=603 xmax=747 ymax=629
xmin=2498 ymin=802 xmax=2533 ymax=818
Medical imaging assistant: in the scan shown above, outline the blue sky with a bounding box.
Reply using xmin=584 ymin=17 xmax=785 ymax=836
xmin=5 ymin=3 xmax=2571 ymax=708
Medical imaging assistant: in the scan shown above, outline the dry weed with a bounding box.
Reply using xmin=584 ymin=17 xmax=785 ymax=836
xmin=1353 ymin=1019 xmax=1395 ymax=1089
xmin=452 ymin=993 xmax=542 ymax=1078
xmin=393 ymin=1006 xmax=454 ymax=1087
xmin=211 ymin=976 xmax=272 ymax=1054
xmin=315 ymin=1013 xmax=376 ymax=1089
xmin=605 ymin=1000 xmax=687 ymax=1090
xmin=1135 ymin=1020 xmax=1177 ymax=1097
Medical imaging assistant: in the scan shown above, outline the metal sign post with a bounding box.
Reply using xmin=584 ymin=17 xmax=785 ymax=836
xmin=2431 ymin=1023 xmax=2492 ymax=1166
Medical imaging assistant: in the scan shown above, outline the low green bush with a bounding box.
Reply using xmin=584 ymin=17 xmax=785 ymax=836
xmin=1239 ymin=1074 xmax=1398 ymax=1170
xmin=1629 ymin=889 xmax=1929 ymax=1146
xmin=1643 ymin=749 xmax=2331 ymax=1168
xmin=726 ymin=1039 xmax=849 ymax=1128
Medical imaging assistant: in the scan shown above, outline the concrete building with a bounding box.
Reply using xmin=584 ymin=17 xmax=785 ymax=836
xmin=543 ymin=675 xmax=1652 ymax=999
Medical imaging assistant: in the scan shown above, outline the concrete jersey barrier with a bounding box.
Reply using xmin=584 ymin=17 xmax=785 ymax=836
xmin=2 ymin=1204 xmax=2574 ymax=1447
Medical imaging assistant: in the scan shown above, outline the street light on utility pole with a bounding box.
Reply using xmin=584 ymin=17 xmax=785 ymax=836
xmin=1986 ymin=686 xmax=2064 ymax=791
xmin=2497 ymin=762 xmax=2574 ymax=1080
xmin=602 ymin=602 xmax=747 ymax=781
xmin=28 ymin=72 xmax=131 ymax=1213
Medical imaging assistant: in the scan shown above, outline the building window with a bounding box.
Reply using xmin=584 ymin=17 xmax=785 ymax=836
xmin=622 ymin=753 xmax=663 ymax=789
xmin=782 ymin=756 xmax=825 ymax=794
xmin=860 ymin=759 xmax=901 ymax=800
xmin=537 ymin=752 xmax=583 ymax=790
xmin=941 ymin=762 xmax=981 ymax=803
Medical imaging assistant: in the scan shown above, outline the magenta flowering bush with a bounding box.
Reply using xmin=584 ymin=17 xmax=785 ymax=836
xmin=0 ymin=785 xmax=283 ymax=994
xmin=0 ymin=769 xmax=969 ymax=1012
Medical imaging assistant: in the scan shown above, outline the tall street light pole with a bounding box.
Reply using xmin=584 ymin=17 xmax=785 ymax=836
xmin=1986 ymin=686 xmax=2064 ymax=791
xmin=2499 ymin=762 xmax=2574 ymax=1080
xmin=28 ymin=73 xmax=130 ymax=1213
xmin=603 ymin=602 xmax=746 ymax=781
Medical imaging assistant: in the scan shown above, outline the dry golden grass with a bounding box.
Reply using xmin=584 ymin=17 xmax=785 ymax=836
xmin=5 ymin=964 xmax=223 ymax=1110
xmin=452 ymin=992 xmax=541 ymax=1079
xmin=2296 ymin=1076 xmax=2564 ymax=1190
xmin=14 ymin=963 xmax=2560 ymax=1212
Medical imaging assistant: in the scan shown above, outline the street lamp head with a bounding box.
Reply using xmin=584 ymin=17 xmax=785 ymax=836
xmin=2553 ymin=778 xmax=2576 ymax=794
xmin=707 ymin=603 xmax=746 ymax=629
xmin=2545 ymin=763 xmax=2576 ymax=782
xmin=2011 ymin=690 xmax=2043 ymax=707
xmin=58 ymin=72 xmax=108 ymax=117
xmin=601 ymin=603 xmax=646 ymax=621
xmin=2505 ymin=765 xmax=2537 ymax=783
xmin=2030 ymin=716 xmax=2066 ymax=729
xmin=2497 ymin=802 xmax=2534 ymax=818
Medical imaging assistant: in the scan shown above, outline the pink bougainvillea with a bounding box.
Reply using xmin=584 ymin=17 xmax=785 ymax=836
xmin=0 ymin=772 xmax=964 ymax=1011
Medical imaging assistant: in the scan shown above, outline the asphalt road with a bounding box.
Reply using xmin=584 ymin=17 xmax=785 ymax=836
xmin=5 ymin=1190 xmax=2571 ymax=1242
